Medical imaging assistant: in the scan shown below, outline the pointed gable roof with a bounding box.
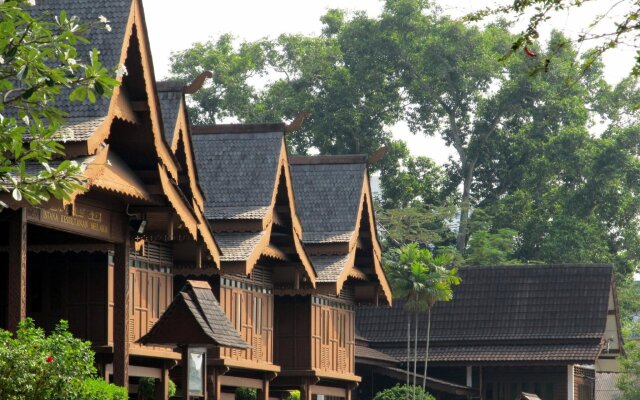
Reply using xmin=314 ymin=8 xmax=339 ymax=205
xmin=190 ymin=124 xmax=316 ymax=283
xmin=192 ymin=125 xmax=285 ymax=221
xmin=289 ymin=155 xmax=390 ymax=303
xmin=289 ymin=156 xmax=367 ymax=244
xmin=33 ymin=0 xmax=131 ymax=122
xmin=139 ymin=280 xmax=249 ymax=348
xmin=28 ymin=0 xmax=221 ymax=267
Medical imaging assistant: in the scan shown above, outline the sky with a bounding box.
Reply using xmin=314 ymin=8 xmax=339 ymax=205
xmin=142 ymin=0 xmax=638 ymax=165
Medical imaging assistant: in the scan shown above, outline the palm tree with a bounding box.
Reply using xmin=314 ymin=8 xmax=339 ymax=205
xmin=385 ymin=244 xmax=460 ymax=395
xmin=420 ymin=260 xmax=460 ymax=391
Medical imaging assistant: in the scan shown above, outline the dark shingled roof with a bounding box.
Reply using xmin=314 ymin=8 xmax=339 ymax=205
xmin=311 ymin=255 xmax=350 ymax=283
xmin=356 ymin=344 xmax=398 ymax=364
xmin=290 ymin=159 xmax=366 ymax=244
xmin=139 ymin=280 xmax=249 ymax=349
xmin=216 ymin=232 xmax=264 ymax=262
xmin=157 ymin=88 xmax=182 ymax=145
xmin=357 ymin=264 xmax=613 ymax=364
xmin=595 ymin=372 xmax=622 ymax=400
xmin=192 ymin=131 xmax=283 ymax=221
xmin=33 ymin=0 xmax=131 ymax=123
xmin=380 ymin=343 xmax=603 ymax=363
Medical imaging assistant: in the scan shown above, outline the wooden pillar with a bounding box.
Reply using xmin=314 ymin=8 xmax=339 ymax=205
xmin=345 ymin=386 xmax=352 ymax=400
xmin=302 ymin=380 xmax=312 ymax=400
xmin=257 ymin=378 xmax=270 ymax=400
xmin=113 ymin=237 xmax=130 ymax=388
xmin=182 ymin=347 xmax=190 ymax=400
xmin=8 ymin=208 xmax=27 ymax=332
xmin=155 ymin=361 xmax=170 ymax=400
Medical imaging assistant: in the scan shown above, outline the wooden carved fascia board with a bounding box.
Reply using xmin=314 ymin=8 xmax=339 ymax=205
xmin=84 ymin=118 xmax=113 ymax=157
xmin=0 ymin=145 xmax=142 ymax=210
xmin=173 ymin=101 xmax=206 ymax=210
xmin=156 ymin=164 xmax=198 ymax=239
xmin=237 ymin=221 xmax=272 ymax=276
xmin=609 ymin=277 xmax=626 ymax=356
xmin=264 ymin=143 xmax=316 ymax=284
xmin=110 ymin=86 xmax=140 ymax=125
xmin=361 ymin=173 xmax=391 ymax=304
xmin=334 ymin=172 xmax=391 ymax=304
xmin=195 ymin=204 xmax=221 ymax=268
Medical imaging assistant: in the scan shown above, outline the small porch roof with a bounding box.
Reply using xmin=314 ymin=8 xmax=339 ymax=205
xmin=139 ymin=280 xmax=249 ymax=349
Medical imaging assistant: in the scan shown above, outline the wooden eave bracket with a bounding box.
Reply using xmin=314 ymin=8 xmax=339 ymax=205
xmin=184 ymin=71 xmax=213 ymax=94
xmin=284 ymin=112 xmax=310 ymax=134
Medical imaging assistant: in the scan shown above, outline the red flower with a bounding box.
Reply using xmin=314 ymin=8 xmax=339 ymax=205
xmin=46 ymin=356 xmax=53 ymax=363
xmin=524 ymin=47 xmax=538 ymax=58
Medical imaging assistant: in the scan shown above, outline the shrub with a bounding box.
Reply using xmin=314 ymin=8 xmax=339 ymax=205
xmin=79 ymin=379 xmax=128 ymax=400
xmin=138 ymin=377 xmax=177 ymax=399
xmin=287 ymin=390 xmax=301 ymax=400
xmin=235 ymin=387 xmax=257 ymax=400
xmin=0 ymin=318 xmax=127 ymax=400
xmin=373 ymin=384 xmax=436 ymax=400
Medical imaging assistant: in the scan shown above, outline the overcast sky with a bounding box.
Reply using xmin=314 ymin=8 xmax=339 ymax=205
xmin=142 ymin=0 xmax=637 ymax=164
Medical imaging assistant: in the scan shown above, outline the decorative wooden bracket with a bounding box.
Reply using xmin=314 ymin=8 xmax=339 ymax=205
xmin=184 ymin=71 xmax=214 ymax=94
xmin=368 ymin=146 xmax=389 ymax=165
xmin=284 ymin=112 xmax=310 ymax=133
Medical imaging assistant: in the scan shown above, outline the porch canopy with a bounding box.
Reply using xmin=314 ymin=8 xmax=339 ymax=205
xmin=139 ymin=280 xmax=249 ymax=349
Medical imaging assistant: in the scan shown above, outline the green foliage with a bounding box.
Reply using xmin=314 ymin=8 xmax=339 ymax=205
xmin=373 ymin=384 xmax=435 ymax=400
xmin=465 ymin=228 xmax=519 ymax=266
xmin=385 ymin=243 xmax=460 ymax=311
xmin=235 ymin=387 xmax=257 ymax=400
xmin=0 ymin=0 xmax=118 ymax=206
xmin=78 ymin=379 xmax=128 ymax=400
xmin=0 ymin=318 xmax=126 ymax=400
xmin=137 ymin=377 xmax=176 ymax=400
xmin=286 ymin=390 xmax=301 ymax=400
xmin=469 ymin=1 xmax=640 ymax=76
xmin=618 ymin=323 xmax=640 ymax=400
xmin=377 ymin=205 xmax=456 ymax=250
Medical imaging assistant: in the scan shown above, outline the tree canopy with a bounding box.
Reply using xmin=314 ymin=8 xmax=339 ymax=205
xmin=0 ymin=0 xmax=117 ymax=205
xmin=169 ymin=0 xmax=640 ymax=278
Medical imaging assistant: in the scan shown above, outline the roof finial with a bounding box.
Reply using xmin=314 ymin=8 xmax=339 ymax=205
xmin=368 ymin=146 xmax=389 ymax=165
xmin=284 ymin=112 xmax=310 ymax=134
xmin=184 ymin=71 xmax=213 ymax=94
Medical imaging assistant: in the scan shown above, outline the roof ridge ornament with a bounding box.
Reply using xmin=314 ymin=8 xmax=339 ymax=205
xmin=284 ymin=112 xmax=310 ymax=134
xmin=368 ymin=146 xmax=389 ymax=166
xmin=184 ymin=71 xmax=213 ymax=94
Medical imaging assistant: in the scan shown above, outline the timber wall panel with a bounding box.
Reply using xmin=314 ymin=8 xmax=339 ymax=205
xmin=216 ymin=278 xmax=274 ymax=365
xmin=310 ymin=300 xmax=355 ymax=375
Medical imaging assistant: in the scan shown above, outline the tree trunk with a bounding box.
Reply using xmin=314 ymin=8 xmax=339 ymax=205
xmin=422 ymin=307 xmax=432 ymax=391
xmin=456 ymin=162 xmax=475 ymax=253
xmin=407 ymin=313 xmax=411 ymax=385
xmin=413 ymin=311 xmax=419 ymax=399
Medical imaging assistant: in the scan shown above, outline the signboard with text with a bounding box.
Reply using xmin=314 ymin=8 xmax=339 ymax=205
xmin=26 ymin=203 xmax=124 ymax=242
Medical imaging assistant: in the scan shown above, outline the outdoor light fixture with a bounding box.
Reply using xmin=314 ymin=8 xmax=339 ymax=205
xmin=129 ymin=218 xmax=147 ymax=235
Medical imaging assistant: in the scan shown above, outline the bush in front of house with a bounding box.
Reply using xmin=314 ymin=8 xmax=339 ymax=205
xmin=138 ymin=376 xmax=177 ymax=399
xmin=0 ymin=318 xmax=127 ymax=400
xmin=235 ymin=387 xmax=257 ymax=399
xmin=79 ymin=378 xmax=128 ymax=400
xmin=373 ymin=384 xmax=436 ymax=400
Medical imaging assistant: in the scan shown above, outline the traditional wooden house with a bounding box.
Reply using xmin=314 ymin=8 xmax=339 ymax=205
xmin=174 ymin=123 xmax=318 ymax=399
xmin=356 ymin=264 xmax=624 ymax=400
xmin=273 ymin=155 xmax=392 ymax=400
xmin=0 ymin=0 xmax=229 ymax=397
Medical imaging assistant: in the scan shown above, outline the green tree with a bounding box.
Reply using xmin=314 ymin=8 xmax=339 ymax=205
xmin=0 ymin=318 xmax=126 ymax=400
xmin=373 ymin=384 xmax=435 ymax=400
xmin=0 ymin=0 xmax=118 ymax=205
xmin=385 ymin=244 xmax=460 ymax=394
xmin=618 ymin=323 xmax=640 ymax=400
xmin=470 ymin=0 xmax=640 ymax=76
